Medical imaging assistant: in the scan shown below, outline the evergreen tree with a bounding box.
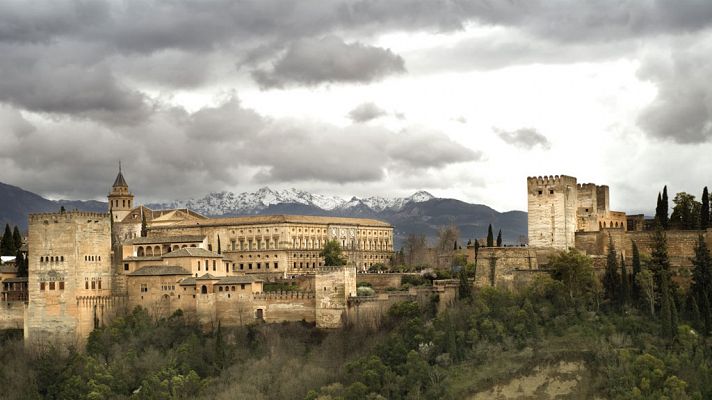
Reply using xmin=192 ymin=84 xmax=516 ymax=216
xmin=453 ymin=240 xmax=458 ymax=251
xmin=15 ymin=248 xmax=27 ymax=277
xmin=620 ymin=254 xmax=629 ymax=306
xmin=217 ymin=235 xmax=222 ymax=254
xmin=690 ymin=295 xmax=702 ymax=331
xmin=12 ymin=226 xmax=22 ymax=252
xmin=603 ymin=237 xmax=620 ymax=305
xmin=140 ymin=212 xmax=148 ymax=237
xmin=631 ymin=241 xmax=641 ymax=304
xmin=320 ymin=240 xmax=347 ymax=266
xmin=655 ymin=192 xmax=662 ymax=226
xmin=702 ymin=187 xmax=710 ymax=230
xmin=662 ymin=186 xmax=669 ymax=229
xmin=649 ymin=227 xmax=671 ymax=295
xmin=60 ymin=205 xmax=66 ymax=213
xmin=457 ymin=268 xmax=472 ymax=300
xmin=691 ymin=235 xmax=712 ymax=334
xmin=1 ymin=224 xmax=14 ymax=256
xmin=496 ymin=230 xmax=502 ymax=247
xmin=660 ymin=271 xmax=675 ymax=339
xmin=486 ymin=224 xmax=494 ymax=247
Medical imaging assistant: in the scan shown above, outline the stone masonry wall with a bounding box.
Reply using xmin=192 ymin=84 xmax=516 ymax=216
xmin=528 ymin=175 xmax=578 ymax=250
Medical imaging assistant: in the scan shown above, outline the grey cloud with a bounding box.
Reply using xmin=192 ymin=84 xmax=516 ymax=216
xmin=637 ymin=38 xmax=712 ymax=143
xmin=495 ymin=127 xmax=551 ymax=149
xmin=0 ymin=98 xmax=475 ymax=201
xmin=252 ymin=36 xmax=405 ymax=89
xmin=348 ymin=102 xmax=387 ymax=123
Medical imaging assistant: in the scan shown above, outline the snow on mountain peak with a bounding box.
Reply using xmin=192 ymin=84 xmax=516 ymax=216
xmin=149 ymin=188 xmax=438 ymax=216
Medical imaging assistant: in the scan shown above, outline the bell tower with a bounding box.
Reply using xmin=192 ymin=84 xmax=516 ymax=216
xmin=107 ymin=162 xmax=134 ymax=222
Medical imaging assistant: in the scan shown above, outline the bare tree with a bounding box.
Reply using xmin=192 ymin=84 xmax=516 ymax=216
xmin=404 ymin=234 xmax=428 ymax=267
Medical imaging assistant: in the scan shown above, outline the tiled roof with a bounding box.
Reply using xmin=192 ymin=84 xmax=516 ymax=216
xmin=127 ymin=265 xmax=191 ymax=276
xmin=217 ymin=275 xmax=260 ymax=284
xmin=179 ymin=277 xmax=196 ymax=286
xmin=162 ymin=248 xmax=223 ymax=258
xmin=113 ymin=170 xmax=128 ymax=187
xmin=124 ymin=256 xmax=163 ymax=262
xmin=166 ymin=214 xmax=392 ymax=228
xmin=0 ymin=264 xmax=17 ymax=273
xmin=124 ymin=235 xmax=205 ymax=245
xmin=3 ymin=277 xmax=27 ymax=283
xmin=195 ymin=273 xmax=219 ymax=280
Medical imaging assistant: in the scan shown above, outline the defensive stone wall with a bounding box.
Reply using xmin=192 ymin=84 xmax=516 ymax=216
xmin=315 ymin=266 xmax=357 ymax=328
xmin=355 ymin=273 xmax=404 ymax=290
xmin=0 ymin=301 xmax=25 ymax=330
xmin=527 ymin=175 xmax=578 ymax=250
xmin=472 ymin=247 xmax=541 ymax=289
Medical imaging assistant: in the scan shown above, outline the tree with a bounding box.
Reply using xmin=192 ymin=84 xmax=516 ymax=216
xmin=690 ymin=235 xmax=712 ymax=334
xmin=404 ymin=234 xmax=428 ymax=267
xmin=660 ymin=270 xmax=675 ymax=340
xmin=637 ymin=269 xmax=656 ymax=317
xmin=631 ymin=241 xmax=642 ymax=304
xmin=436 ymin=225 xmax=459 ymax=268
xmin=320 ymin=240 xmax=346 ymax=266
xmin=457 ymin=268 xmax=472 ymax=300
xmin=669 ymin=192 xmax=701 ymax=230
xmin=655 ymin=192 xmax=663 ymax=226
xmin=549 ymin=250 xmax=596 ymax=307
xmin=1 ymin=224 xmax=14 ymax=256
xmin=486 ymin=224 xmax=494 ymax=247
xmin=662 ymin=185 xmax=669 ymax=229
xmin=140 ymin=212 xmax=148 ymax=237
xmin=496 ymin=230 xmax=502 ymax=247
xmin=60 ymin=205 xmax=66 ymax=213
xmin=12 ymin=226 xmax=22 ymax=253
xmin=603 ymin=238 xmax=620 ymax=306
xmin=649 ymin=227 xmax=671 ymax=294
xmin=15 ymin=248 xmax=27 ymax=277
xmin=702 ymin=187 xmax=710 ymax=230
xmin=620 ymin=254 xmax=630 ymax=306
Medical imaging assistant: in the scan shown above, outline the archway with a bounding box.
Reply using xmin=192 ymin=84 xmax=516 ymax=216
xmin=201 ymin=285 xmax=207 ymax=294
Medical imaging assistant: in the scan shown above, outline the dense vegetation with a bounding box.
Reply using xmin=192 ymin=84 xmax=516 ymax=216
xmin=2 ymin=226 xmax=712 ymax=399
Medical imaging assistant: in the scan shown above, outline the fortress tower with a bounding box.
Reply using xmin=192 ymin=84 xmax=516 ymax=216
xmin=25 ymin=211 xmax=114 ymax=347
xmin=527 ymin=175 xmax=578 ymax=250
xmin=108 ymin=163 xmax=134 ymax=223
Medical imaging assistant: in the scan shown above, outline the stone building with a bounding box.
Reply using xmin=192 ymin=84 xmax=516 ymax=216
xmin=10 ymin=167 xmax=394 ymax=344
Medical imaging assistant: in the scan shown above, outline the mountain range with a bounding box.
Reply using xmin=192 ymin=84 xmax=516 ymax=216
xmin=0 ymin=183 xmax=527 ymax=247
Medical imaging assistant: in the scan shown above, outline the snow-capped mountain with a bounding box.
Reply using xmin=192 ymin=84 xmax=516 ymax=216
xmin=146 ymin=187 xmax=435 ymax=216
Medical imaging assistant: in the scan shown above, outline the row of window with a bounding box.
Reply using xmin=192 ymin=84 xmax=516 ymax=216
xmin=238 ymin=254 xmax=279 ymax=259
xmin=197 ymin=260 xmax=230 ymax=273
xmin=84 ymin=279 xmax=102 ymax=290
xmin=293 ymin=262 xmax=322 ymax=269
xmin=40 ymin=256 xmax=64 ymax=263
xmin=237 ymin=262 xmax=279 ymax=270
xmin=84 ymin=255 xmax=101 ymax=261
xmin=231 ymin=240 xmax=277 ymax=251
xmin=161 ymin=285 xmax=176 ymax=291
xmin=110 ymin=199 xmax=132 ymax=209
xmin=39 ymin=281 xmax=65 ymax=290
xmin=217 ymin=284 xmax=247 ymax=292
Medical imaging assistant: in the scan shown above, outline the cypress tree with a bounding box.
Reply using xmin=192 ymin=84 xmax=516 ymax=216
xmin=486 ymin=224 xmax=494 ymax=247
xmin=12 ymin=226 xmax=22 ymax=252
xmin=1 ymin=224 xmax=14 ymax=256
xmin=458 ymin=268 xmax=472 ymax=300
xmin=690 ymin=295 xmax=702 ymax=331
xmin=660 ymin=271 xmax=674 ymax=339
xmin=603 ymin=237 xmax=620 ymax=305
xmin=496 ymin=230 xmax=502 ymax=247
xmin=702 ymin=187 xmax=710 ymax=230
xmin=655 ymin=192 xmax=662 ymax=226
xmin=649 ymin=227 xmax=671 ymax=293
xmin=15 ymin=248 xmax=27 ymax=277
xmin=140 ymin=212 xmax=148 ymax=237
xmin=662 ymin=186 xmax=669 ymax=229
xmin=620 ymin=254 xmax=629 ymax=306
xmin=631 ymin=241 xmax=641 ymax=304
xmin=691 ymin=234 xmax=712 ymax=334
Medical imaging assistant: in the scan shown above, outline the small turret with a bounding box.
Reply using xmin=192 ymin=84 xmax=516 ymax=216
xmin=108 ymin=162 xmax=134 ymax=222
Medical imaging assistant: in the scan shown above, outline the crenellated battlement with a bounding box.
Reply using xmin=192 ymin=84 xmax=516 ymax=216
xmin=253 ymin=291 xmax=314 ymax=300
xmin=526 ymin=175 xmax=577 ymax=190
xmin=29 ymin=211 xmax=110 ymax=223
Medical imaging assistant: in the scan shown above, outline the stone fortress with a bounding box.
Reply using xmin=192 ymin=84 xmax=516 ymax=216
xmin=3 ymin=170 xmax=708 ymax=346
xmin=11 ymin=168 xmax=404 ymax=347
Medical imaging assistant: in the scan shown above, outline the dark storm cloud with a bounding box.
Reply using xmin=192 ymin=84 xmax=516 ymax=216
xmin=636 ymin=38 xmax=712 ymax=143
xmin=495 ymin=128 xmax=551 ymax=149
xmin=0 ymin=98 xmax=477 ymax=201
xmin=348 ymin=102 xmax=387 ymax=123
xmin=252 ymin=36 xmax=405 ymax=89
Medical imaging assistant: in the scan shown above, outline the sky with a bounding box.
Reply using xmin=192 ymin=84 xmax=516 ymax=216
xmin=1 ymin=1 xmax=712 ymax=214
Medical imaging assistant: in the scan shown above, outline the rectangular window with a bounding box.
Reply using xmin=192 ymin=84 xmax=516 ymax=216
xmin=98 ymin=279 xmax=102 ymax=290
xmin=59 ymin=281 xmax=64 ymax=290
xmin=231 ymin=240 xmax=236 ymax=251
xmin=274 ymin=262 xmax=278 ymax=269
xmin=91 ymin=281 xmax=95 ymax=289
xmin=49 ymin=282 xmax=55 ymax=290
xmin=240 ymin=284 xmax=245 ymax=290
xmin=213 ymin=260 xmax=216 ymax=271
xmin=198 ymin=261 xmax=201 ymax=271
xmin=124 ymin=263 xmax=129 ymax=271
xmin=265 ymin=262 xmax=269 ymax=269
xmin=248 ymin=263 xmax=252 ymax=270
xmin=40 ymin=282 xmax=45 ymax=290
xmin=239 ymin=263 xmax=244 ymax=270
xmin=257 ymin=263 xmax=261 ymax=269
xmin=140 ymin=284 xmax=148 ymax=293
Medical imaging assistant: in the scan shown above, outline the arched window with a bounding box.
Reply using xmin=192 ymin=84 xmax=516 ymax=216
xmin=201 ymin=285 xmax=208 ymax=294
xmin=137 ymin=247 xmax=145 ymax=257
xmin=154 ymin=246 xmax=160 ymax=255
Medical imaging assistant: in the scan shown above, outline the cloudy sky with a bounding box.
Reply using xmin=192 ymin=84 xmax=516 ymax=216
xmin=1 ymin=0 xmax=712 ymax=214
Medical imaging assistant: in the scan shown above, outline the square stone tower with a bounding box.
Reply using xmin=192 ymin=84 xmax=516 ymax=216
xmin=527 ymin=175 xmax=578 ymax=250
xmin=25 ymin=211 xmax=113 ymax=347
